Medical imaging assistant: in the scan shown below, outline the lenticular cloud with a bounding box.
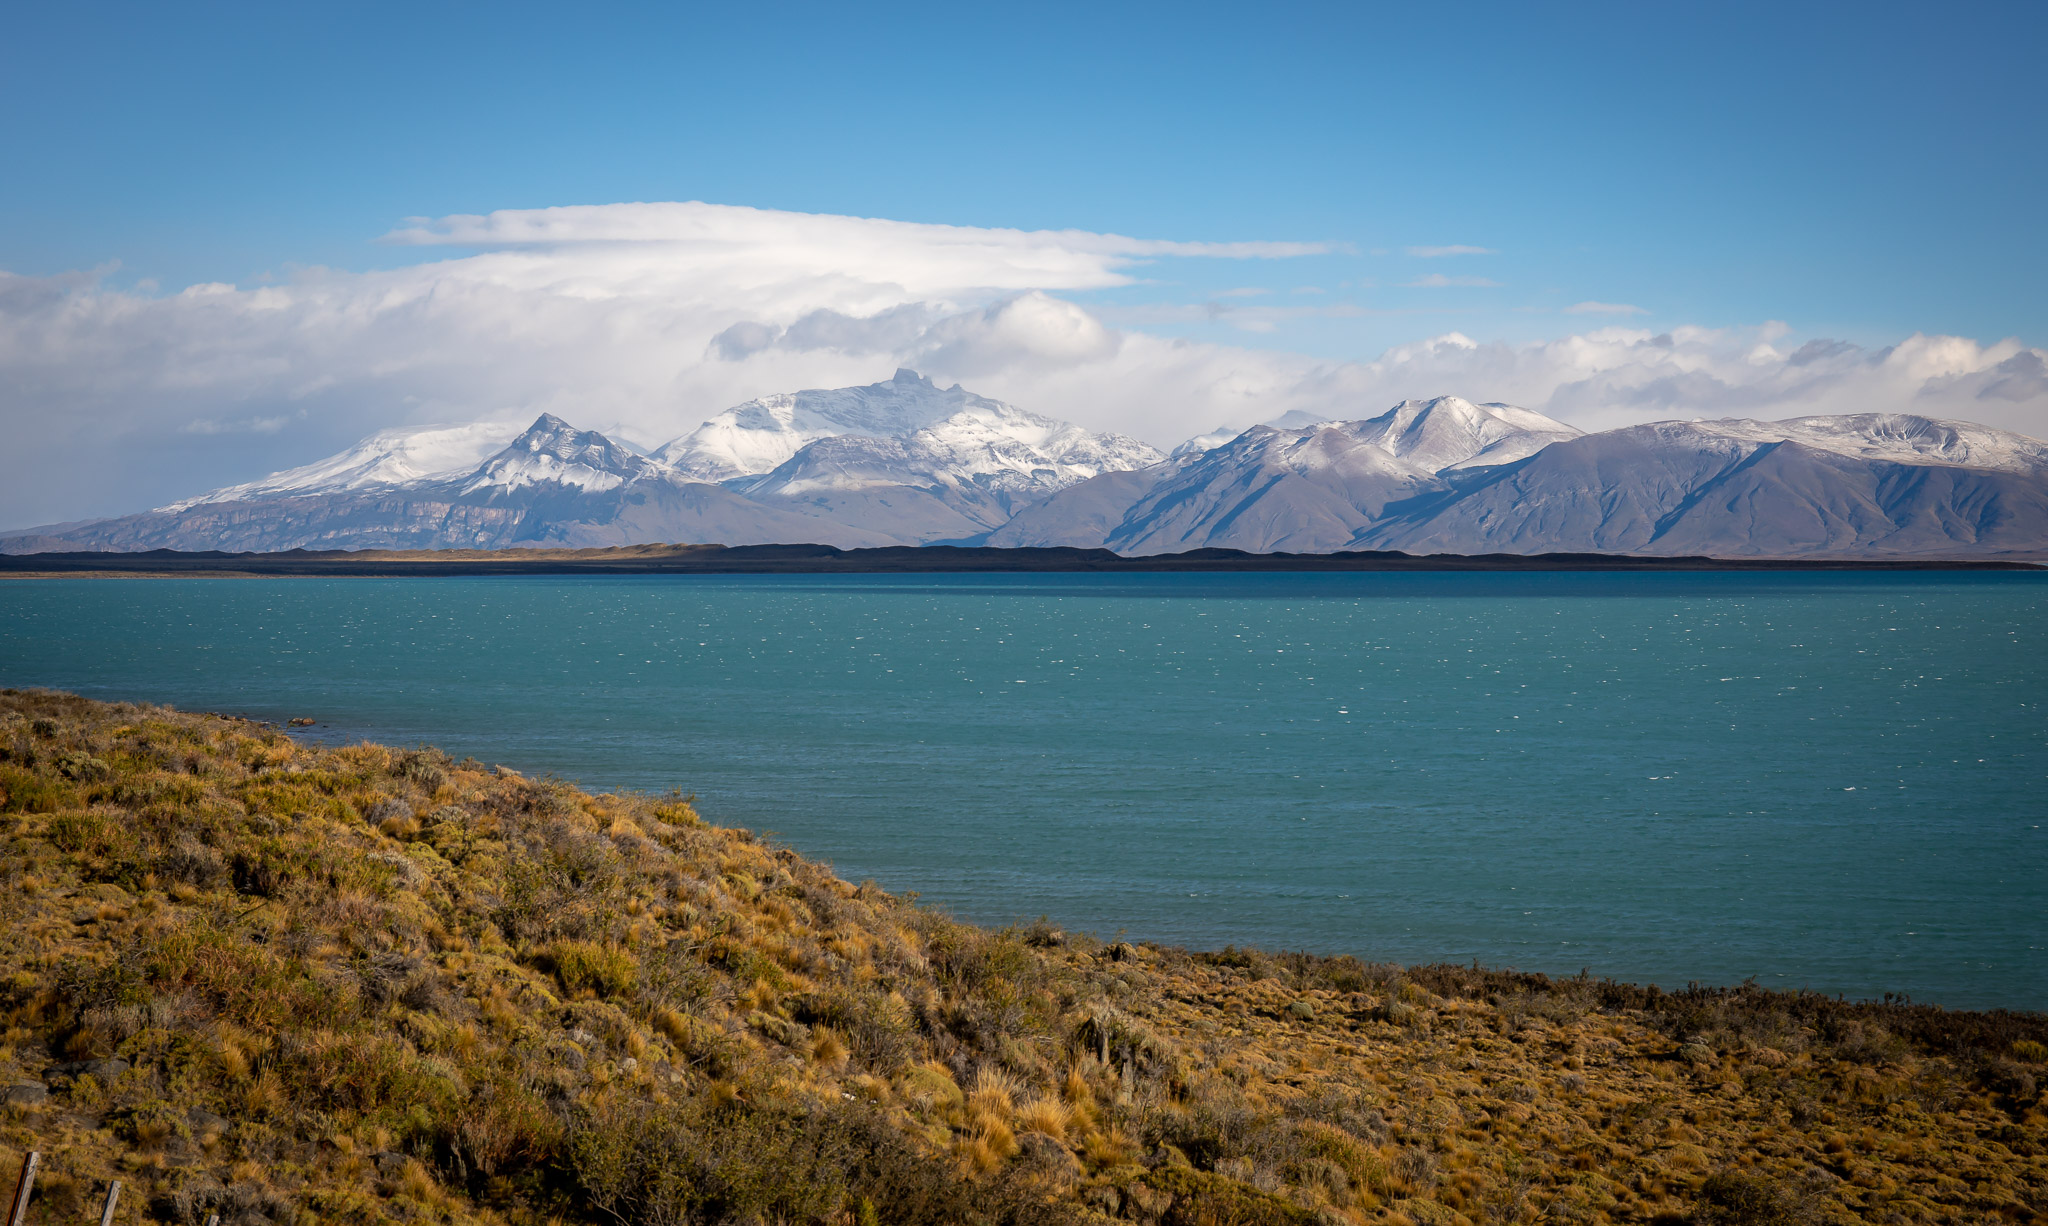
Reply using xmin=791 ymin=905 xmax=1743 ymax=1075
xmin=0 ymin=200 xmax=2043 ymax=529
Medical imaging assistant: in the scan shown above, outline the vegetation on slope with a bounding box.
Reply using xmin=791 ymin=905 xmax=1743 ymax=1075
xmin=0 ymin=688 xmax=2043 ymax=1226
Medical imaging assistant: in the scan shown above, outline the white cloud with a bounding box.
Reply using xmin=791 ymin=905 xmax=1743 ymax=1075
xmin=1404 ymin=273 xmax=1503 ymax=288
xmin=1563 ymin=301 xmax=1647 ymax=315
xmin=384 ymin=201 xmax=1342 ymax=293
xmin=1 ymin=200 xmax=2043 ymax=529
xmin=1405 ymin=245 xmax=1497 ymax=258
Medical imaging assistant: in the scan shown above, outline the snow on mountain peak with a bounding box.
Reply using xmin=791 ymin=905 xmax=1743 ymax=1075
xmin=1354 ymin=396 xmax=1583 ymax=471
xmin=1171 ymin=428 xmax=1241 ymax=464
xmin=1163 ymin=396 xmax=1581 ymax=479
xmin=1678 ymin=412 xmax=2048 ymax=475
xmin=461 ymin=414 xmax=669 ymax=495
xmin=653 ymin=369 xmax=998 ymax=482
xmin=742 ymin=399 xmax=1165 ymax=502
xmin=159 ymin=420 xmax=523 ymax=511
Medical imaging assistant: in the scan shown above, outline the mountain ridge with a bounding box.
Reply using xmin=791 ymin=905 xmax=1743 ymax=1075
xmin=7 ymin=376 xmax=2047 ymax=559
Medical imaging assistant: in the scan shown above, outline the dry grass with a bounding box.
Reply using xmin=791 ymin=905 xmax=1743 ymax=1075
xmin=0 ymin=688 xmax=2042 ymax=1226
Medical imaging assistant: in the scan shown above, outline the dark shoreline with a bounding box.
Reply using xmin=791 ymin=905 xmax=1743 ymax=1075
xmin=2 ymin=542 xmax=2041 ymax=576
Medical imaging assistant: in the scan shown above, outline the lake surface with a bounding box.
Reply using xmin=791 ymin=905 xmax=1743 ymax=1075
xmin=3 ymin=572 xmax=2043 ymax=1009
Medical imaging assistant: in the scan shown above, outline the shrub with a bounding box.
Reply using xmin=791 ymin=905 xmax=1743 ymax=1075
xmin=1692 ymin=1170 xmax=1818 ymax=1226
xmin=0 ymin=764 xmax=75 ymax=813
xmin=1141 ymin=1166 xmax=1321 ymax=1225
xmin=55 ymin=752 xmax=111 ymax=783
xmin=572 ymin=1094 xmax=851 ymax=1225
xmin=47 ymin=810 xmax=117 ymax=855
xmin=550 ymin=941 xmax=638 ymax=998
xmin=394 ymin=749 xmax=450 ymax=794
xmin=453 ymin=1075 xmax=561 ymax=1174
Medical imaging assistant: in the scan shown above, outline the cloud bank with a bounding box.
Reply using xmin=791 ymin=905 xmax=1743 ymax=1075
xmin=2 ymin=201 xmax=2044 ymax=528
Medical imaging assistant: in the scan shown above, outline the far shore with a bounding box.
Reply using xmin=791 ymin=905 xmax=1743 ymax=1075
xmin=2 ymin=541 xmax=2042 ymax=578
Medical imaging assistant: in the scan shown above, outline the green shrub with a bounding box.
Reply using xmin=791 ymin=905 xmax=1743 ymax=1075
xmin=55 ymin=752 xmax=111 ymax=783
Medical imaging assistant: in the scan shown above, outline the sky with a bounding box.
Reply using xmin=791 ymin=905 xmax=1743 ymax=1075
xmin=3 ymin=0 xmax=2045 ymax=528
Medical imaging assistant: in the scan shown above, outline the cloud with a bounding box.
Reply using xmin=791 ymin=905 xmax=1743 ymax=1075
xmin=1563 ymin=301 xmax=1647 ymax=316
xmin=1404 ymin=274 xmax=1502 ymax=288
xmin=384 ymin=201 xmax=1344 ymax=293
xmin=1405 ymin=245 xmax=1497 ymax=258
xmin=1 ymin=200 xmax=2043 ymax=529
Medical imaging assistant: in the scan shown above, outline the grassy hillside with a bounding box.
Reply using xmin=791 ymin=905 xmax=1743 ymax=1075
xmin=0 ymin=689 xmax=2042 ymax=1226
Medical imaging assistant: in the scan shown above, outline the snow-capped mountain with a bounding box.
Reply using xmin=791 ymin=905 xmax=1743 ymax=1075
xmin=1671 ymin=413 xmax=2048 ymax=476
xmin=1355 ymin=416 xmax=2048 ymax=557
xmin=990 ymin=397 xmax=1581 ymax=552
xmin=1170 ymin=429 xmax=1239 ymax=464
xmin=653 ymin=369 xmax=990 ymax=482
xmin=460 ymin=414 xmax=669 ymax=497
xmin=8 ymin=372 xmax=1163 ymax=553
xmin=8 ymin=372 xmax=2045 ymax=558
xmin=998 ymin=408 xmax=2048 ymax=557
xmin=641 ymin=369 xmax=1164 ymax=544
xmin=735 ymin=398 xmax=1165 ymax=542
xmin=1347 ymin=396 xmax=1583 ymax=472
xmin=159 ymin=420 xmax=521 ymax=511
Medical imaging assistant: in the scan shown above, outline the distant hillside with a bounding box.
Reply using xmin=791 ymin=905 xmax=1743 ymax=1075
xmin=1 ymin=690 xmax=2043 ymax=1225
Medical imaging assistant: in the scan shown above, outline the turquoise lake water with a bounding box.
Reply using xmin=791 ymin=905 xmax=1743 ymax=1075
xmin=2 ymin=572 xmax=2043 ymax=1009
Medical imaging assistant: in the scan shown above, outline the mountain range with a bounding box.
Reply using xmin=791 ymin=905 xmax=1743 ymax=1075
xmin=5 ymin=369 xmax=2045 ymax=558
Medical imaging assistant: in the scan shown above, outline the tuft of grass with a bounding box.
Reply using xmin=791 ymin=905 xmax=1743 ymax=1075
xmin=549 ymin=940 xmax=639 ymax=998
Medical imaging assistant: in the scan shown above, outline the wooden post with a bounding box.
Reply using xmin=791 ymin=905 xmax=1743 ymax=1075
xmin=5 ymin=1152 xmax=37 ymax=1226
xmin=98 ymin=1180 xmax=121 ymax=1226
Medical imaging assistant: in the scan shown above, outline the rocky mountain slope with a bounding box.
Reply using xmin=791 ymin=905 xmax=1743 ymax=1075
xmin=1354 ymin=417 xmax=2048 ymax=557
xmin=3 ymin=688 xmax=2044 ymax=1226
xmin=989 ymin=398 xmax=1582 ymax=553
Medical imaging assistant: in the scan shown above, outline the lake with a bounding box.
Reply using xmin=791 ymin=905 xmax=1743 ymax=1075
xmin=2 ymin=571 xmax=2042 ymax=1009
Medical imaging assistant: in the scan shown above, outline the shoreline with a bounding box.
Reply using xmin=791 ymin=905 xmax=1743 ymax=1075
xmin=2 ymin=541 xmax=2043 ymax=578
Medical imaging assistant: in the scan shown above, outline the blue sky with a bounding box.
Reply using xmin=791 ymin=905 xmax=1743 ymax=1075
xmin=6 ymin=0 xmax=2043 ymax=354
xmin=3 ymin=0 xmax=2046 ymax=528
